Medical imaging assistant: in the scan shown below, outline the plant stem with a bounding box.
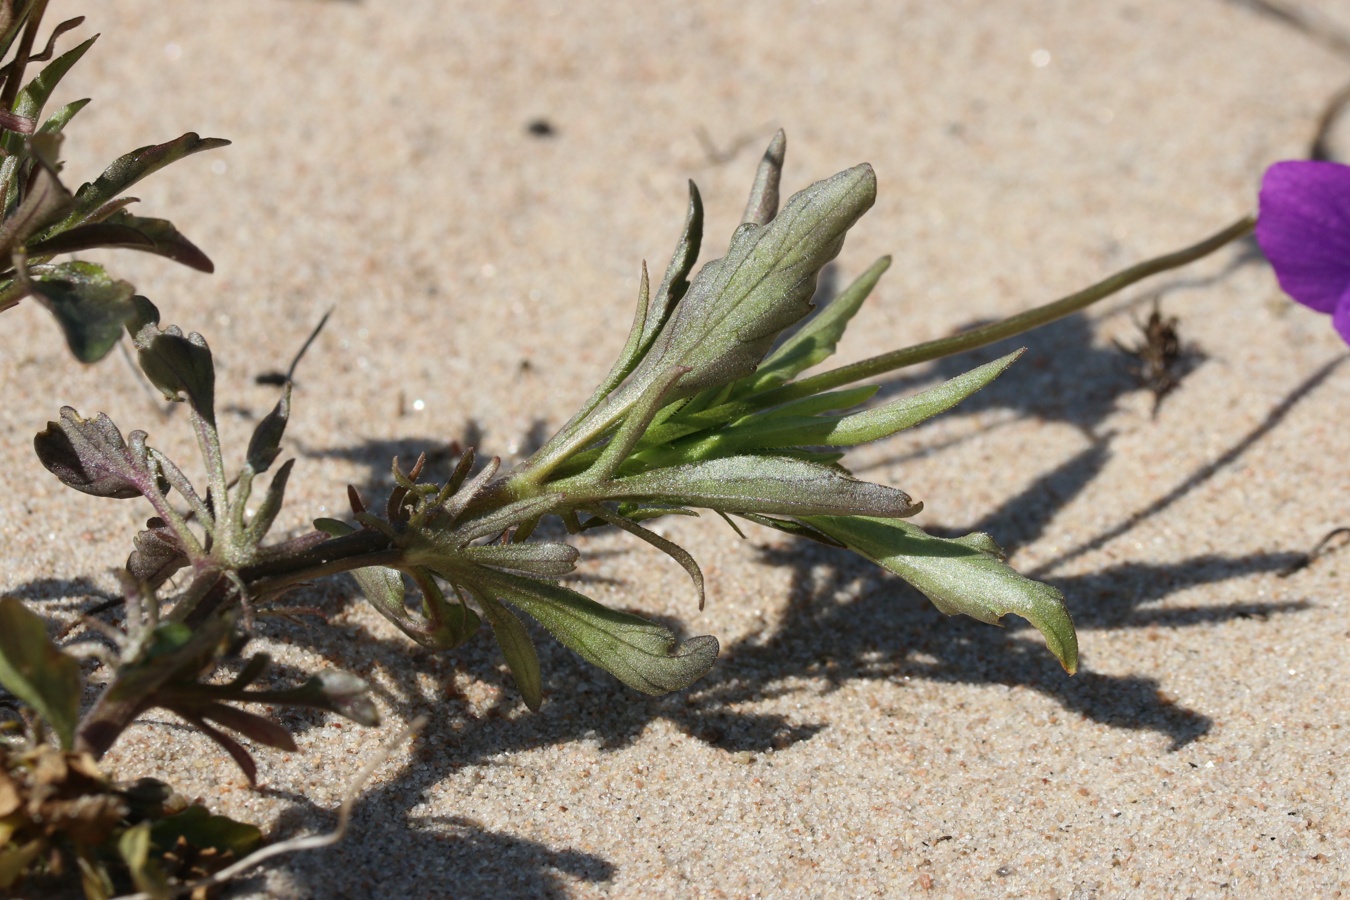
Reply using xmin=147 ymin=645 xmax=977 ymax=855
xmin=749 ymin=212 xmax=1256 ymax=408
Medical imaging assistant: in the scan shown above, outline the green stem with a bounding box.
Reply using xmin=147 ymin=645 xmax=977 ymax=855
xmin=753 ymin=212 xmax=1256 ymax=407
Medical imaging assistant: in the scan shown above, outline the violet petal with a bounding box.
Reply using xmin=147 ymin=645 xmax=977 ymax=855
xmin=1256 ymin=161 xmax=1350 ymax=315
xmin=1333 ymin=287 xmax=1350 ymax=346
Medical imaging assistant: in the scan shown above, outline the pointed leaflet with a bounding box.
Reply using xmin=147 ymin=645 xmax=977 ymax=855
xmin=585 ymin=504 xmax=706 ymax=609
xmin=627 ymin=163 xmax=876 ymax=398
xmin=0 ymin=35 xmax=95 ymax=155
xmin=646 ymin=180 xmax=704 ymax=349
xmin=457 ymin=542 xmax=580 ymax=577
xmin=245 ymin=384 xmax=290 ymax=475
xmin=0 ymin=138 xmax=72 ymax=256
xmin=600 ymin=454 xmax=918 ymax=518
xmin=49 ymin=133 xmax=230 ymax=232
xmin=741 ymin=255 xmax=891 ymax=393
xmin=740 ymin=130 xmax=786 ymax=227
xmin=476 ymin=568 xmax=719 ymax=695
xmin=0 ymin=598 xmax=81 ymax=748
xmin=646 ymin=351 xmax=1021 ymax=465
xmin=478 ymin=593 xmax=543 ymax=711
xmin=38 ymin=97 xmax=89 ymax=135
xmin=802 ymin=515 xmax=1078 ymax=673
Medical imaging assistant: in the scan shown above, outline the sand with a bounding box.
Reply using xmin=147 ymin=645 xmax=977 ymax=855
xmin=2 ymin=0 xmax=1347 ymax=896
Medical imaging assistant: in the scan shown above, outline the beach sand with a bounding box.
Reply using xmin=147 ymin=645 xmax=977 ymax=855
xmin=3 ymin=0 xmax=1348 ymax=896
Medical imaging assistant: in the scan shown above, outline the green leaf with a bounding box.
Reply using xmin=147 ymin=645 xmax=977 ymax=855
xmin=627 ymin=161 xmax=877 ymax=398
xmin=149 ymin=805 xmax=262 ymax=859
xmin=822 ymin=350 xmax=1022 ymax=445
xmin=38 ymin=97 xmax=90 ymax=135
xmin=0 ymin=597 xmax=81 ymax=748
xmin=476 ymin=569 xmax=719 ymax=696
xmin=802 ymin=516 xmax=1078 ymax=673
xmin=27 ymin=261 xmax=135 ymax=362
xmin=478 ymin=594 xmax=543 ymax=711
xmin=457 ymin=542 xmax=580 ymax=577
xmin=742 ymin=255 xmax=891 ymax=392
xmin=602 ymin=454 xmax=918 ymax=518
xmin=118 ymin=820 xmax=170 ymax=899
xmin=649 ymin=350 xmax=1021 ymax=463
xmin=8 ymin=35 xmax=96 ymax=133
xmin=54 ymin=132 xmax=230 ymax=231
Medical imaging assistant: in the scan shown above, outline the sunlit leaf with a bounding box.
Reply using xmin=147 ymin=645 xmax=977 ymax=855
xmin=475 ymin=569 xmax=718 ymax=696
xmin=628 ymin=163 xmax=876 ymax=399
xmin=802 ymin=515 xmax=1078 ymax=673
xmin=742 ymin=255 xmax=891 ymax=392
xmin=603 ymin=454 xmax=918 ymax=518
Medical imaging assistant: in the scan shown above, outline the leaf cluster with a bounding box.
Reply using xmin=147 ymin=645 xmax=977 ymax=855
xmin=0 ymin=1 xmax=224 ymax=361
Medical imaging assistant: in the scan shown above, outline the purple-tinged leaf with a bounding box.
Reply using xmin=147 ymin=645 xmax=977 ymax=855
xmin=196 ymin=702 xmax=297 ymax=752
xmin=0 ymin=141 xmax=71 ymax=256
xmin=172 ymin=712 xmax=258 ymax=786
xmin=244 ymin=669 xmax=380 ymax=727
xmin=27 ymin=210 xmax=216 ymax=272
xmin=1257 ymin=160 xmax=1350 ymax=344
xmin=127 ymin=517 xmax=189 ymax=587
xmin=34 ymin=406 xmax=159 ymax=499
xmin=0 ymin=109 xmax=33 ymax=134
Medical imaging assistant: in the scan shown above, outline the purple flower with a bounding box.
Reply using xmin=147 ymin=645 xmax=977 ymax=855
xmin=1256 ymin=160 xmax=1350 ymax=345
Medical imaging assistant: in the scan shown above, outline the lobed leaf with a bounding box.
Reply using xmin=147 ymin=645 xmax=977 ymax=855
xmin=476 ymin=569 xmax=719 ymax=696
xmin=0 ymin=597 xmax=81 ymax=748
xmin=802 ymin=515 xmax=1078 ymax=673
xmin=34 ymin=406 xmax=160 ymax=499
xmin=127 ymin=517 xmax=189 ymax=588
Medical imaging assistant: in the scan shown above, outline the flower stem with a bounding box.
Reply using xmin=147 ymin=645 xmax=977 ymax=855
xmin=757 ymin=212 xmax=1256 ymax=405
